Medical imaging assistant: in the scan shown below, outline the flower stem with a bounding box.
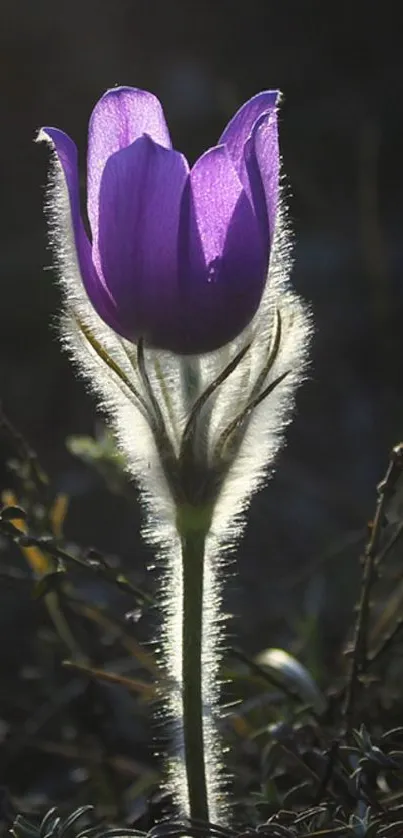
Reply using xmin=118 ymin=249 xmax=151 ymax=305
xmin=178 ymin=506 xmax=211 ymax=823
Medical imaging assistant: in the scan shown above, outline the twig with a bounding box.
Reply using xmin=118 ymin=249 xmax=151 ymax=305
xmin=0 ymin=520 xmax=153 ymax=606
xmin=342 ymin=443 xmax=403 ymax=733
xmin=0 ymin=403 xmax=48 ymax=492
xmin=62 ymin=659 xmax=156 ymax=697
xmin=23 ymin=737 xmax=156 ymax=778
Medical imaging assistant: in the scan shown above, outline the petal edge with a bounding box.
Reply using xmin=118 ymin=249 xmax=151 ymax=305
xmin=219 ymin=90 xmax=279 ymax=180
xmin=87 ymin=87 xmax=172 ymax=238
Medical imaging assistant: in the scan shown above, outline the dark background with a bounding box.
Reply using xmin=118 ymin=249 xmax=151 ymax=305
xmin=1 ymin=0 xmax=403 ymax=651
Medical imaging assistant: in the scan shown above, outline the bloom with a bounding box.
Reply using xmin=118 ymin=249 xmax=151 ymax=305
xmin=39 ymin=86 xmax=311 ymax=823
xmin=40 ymin=87 xmax=280 ymax=354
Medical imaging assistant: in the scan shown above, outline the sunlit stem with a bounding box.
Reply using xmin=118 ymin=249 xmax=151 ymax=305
xmin=176 ymin=504 xmax=213 ymax=823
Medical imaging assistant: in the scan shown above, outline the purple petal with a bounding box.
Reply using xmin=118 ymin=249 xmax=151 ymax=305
xmin=95 ymin=135 xmax=189 ymax=344
xmin=219 ymin=90 xmax=279 ymax=179
xmin=40 ymin=127 xmax=122 ymax=330
xmin=176 ymin=145 xmax=266 ymax=353
xmin=243 ymin=109 xmax=280 ymax=247
xmin=87 ymin=87 xmax=172 ymax=239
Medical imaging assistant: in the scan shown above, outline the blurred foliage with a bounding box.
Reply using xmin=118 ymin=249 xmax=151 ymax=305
xmin=1 ymin=412 xmax=403 ymax=834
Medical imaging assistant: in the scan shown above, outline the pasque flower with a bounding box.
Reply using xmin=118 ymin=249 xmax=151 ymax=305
xmin=40 ymin=86 xmax=280 ymax=354
xmin=39 ymin=88 xmax=311 ymax=824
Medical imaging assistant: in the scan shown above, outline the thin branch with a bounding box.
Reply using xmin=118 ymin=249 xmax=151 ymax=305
xmin=342 ymin=443 xmax=403 ymax=733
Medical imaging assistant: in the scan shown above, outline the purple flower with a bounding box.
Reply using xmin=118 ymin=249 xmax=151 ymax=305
xmin=42 ymin=87 xmax=280 ymax=354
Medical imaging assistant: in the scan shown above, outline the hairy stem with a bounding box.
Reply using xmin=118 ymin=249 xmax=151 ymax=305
xmin=178 ymin=507 xmax=211 ymax=822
